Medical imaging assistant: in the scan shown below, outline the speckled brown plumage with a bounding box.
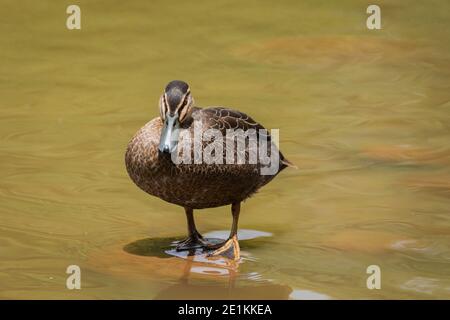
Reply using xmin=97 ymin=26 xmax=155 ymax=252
xmin=125 ymin=107 xmax=288 ymax=209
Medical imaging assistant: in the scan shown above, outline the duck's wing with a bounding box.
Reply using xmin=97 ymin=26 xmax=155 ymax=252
xmin=199 ymin=107 xmax=293 ymax=170
xmin=200 ymin=107 xmax=265 ymax=133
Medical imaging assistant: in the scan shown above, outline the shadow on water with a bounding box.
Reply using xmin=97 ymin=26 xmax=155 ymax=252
xmin=123 ymin=229 xmax=274 ymax=259
xmin=123 ymin=237 xmax=180 ymax=258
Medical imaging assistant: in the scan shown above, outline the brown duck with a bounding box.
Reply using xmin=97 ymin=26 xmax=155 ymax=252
xmin=125 ymin=80 xmax=293 ymax=260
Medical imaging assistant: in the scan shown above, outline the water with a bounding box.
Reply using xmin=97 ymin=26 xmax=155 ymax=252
xmin=1 ymin=0 xmax=449 ymax=299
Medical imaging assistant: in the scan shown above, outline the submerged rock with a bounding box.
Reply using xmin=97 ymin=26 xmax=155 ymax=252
xmin=325 ymin=230 xmax=410 ymax=253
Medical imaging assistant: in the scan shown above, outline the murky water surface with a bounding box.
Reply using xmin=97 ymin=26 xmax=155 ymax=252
xmin=1 ymin=0 xmax=449 ymax=299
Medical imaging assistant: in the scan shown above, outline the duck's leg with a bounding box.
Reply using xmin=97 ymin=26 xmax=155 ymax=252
xmin=207 ymin=202 xmax=241 ymax=260
xmin=176 ymin=207 xmax=209 ymax=251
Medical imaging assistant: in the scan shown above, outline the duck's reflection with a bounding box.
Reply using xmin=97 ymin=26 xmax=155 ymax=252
xmin=123 ymin=235 xmax=292 ymax=300
xmin=154 ymin=254 xmax=292 ymax=300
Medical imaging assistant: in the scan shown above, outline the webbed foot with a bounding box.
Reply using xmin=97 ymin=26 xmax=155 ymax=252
xmin=175 ymin=232 xmax=209 ymax=251
xmin=207 ymin=235 xmax=240 ymax=260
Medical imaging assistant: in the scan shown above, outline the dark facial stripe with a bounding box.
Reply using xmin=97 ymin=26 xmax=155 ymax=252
xmin=179 ymin=102 xmax=188 ymax=122
xmin=163 ymin=94 xmax=171 ymax=116
xmin=177 ymin=93 xmax=191 ymax=122
xmin=179 ymin=92 xmax=189 ymax=109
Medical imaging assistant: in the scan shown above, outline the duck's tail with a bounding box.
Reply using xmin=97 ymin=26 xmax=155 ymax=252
xmin=281 ymin=158 xmax=298 ymax=169
xmin=279 ymin=152 xmax=298 ymax=170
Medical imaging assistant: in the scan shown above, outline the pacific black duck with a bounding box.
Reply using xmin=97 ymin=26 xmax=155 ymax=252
xmin=125 ymin=80 xmax=293 ymax=260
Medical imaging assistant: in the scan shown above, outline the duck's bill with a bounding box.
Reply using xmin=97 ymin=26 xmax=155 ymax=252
xmin=158 ymin=113 xmax=180 ymax=154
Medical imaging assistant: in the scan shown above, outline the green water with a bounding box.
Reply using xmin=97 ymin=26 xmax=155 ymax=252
xmin=1 ymin=0 xmax=449 ymax=299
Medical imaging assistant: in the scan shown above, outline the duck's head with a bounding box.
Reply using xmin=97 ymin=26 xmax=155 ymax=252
xmin=158 ymin=80 xmax=195 ymax=154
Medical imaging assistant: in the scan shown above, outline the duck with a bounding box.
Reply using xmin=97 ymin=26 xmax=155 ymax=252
xmin=125 ymin=80 xmax=293 ymax=260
